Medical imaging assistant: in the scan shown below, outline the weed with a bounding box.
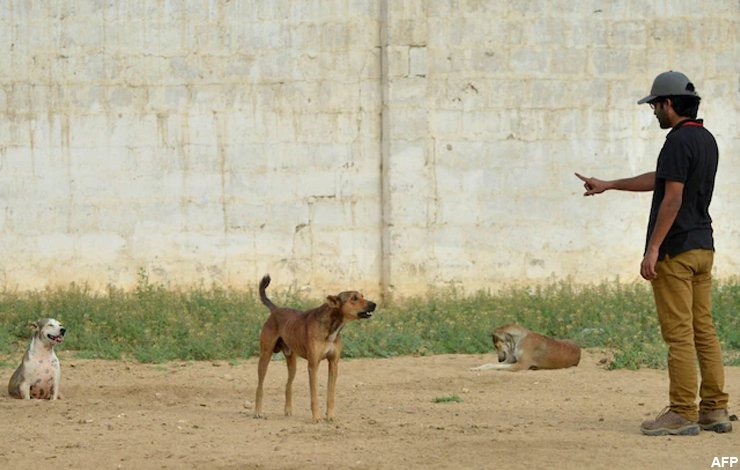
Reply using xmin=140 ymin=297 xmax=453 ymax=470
xmin=0 ymin=276 xmax=737 ymax=369
xmin=433 ymin=394 xmax=462 ymax=403
xmin=0 ymin=357 xmax=15 ymax=369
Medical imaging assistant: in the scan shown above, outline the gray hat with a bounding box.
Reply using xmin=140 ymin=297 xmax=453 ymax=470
xmin=637 ymin=71 xmax=700 ymax=104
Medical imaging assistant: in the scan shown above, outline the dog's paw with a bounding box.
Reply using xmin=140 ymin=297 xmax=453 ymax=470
xmin=253 ymin=413 xmax=267 ymax=420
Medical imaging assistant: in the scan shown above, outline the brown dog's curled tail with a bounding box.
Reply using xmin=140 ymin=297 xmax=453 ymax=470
xmin=259 ymin=274 xmax=278 ymax=311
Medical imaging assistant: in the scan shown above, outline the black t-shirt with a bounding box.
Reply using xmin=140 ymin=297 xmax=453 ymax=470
xmin=645 ymin=119 xmax=719 ymax=260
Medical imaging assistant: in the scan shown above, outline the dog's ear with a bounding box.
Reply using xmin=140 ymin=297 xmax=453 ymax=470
xmin=326 ymin=295 xmax=342 ymax=308
xmin=502 ymin=333 xmax=519 ymax=351
xmin=29 ymin=321 xmax=42 ymax=338
xmin=494 ymin=332 xmax=509 ymax=343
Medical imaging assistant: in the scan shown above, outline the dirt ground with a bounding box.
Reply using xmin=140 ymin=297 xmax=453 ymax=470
xmin=1 ymin=350 xmax=737 ymax=469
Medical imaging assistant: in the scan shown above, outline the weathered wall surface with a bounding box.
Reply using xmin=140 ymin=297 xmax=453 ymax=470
xmin=1 ymin=1 xmax=384 ymax=294
xmin=1 ymin=1 xmax=738 ymax=298
xmin=380 ymin=0 xmax=739 ymax=297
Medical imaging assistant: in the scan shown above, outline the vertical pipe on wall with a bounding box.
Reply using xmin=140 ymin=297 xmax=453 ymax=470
xmin=378 ymin=0 xmax=392 ymax=303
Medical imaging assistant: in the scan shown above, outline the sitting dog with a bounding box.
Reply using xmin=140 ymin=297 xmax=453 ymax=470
xmin=253 ymin=274 xmax=376 ymax=422
xmin=8 ymin=318 xmax=66 ymax=399
xmin=471 ymin=323 xmax=580 ymax=372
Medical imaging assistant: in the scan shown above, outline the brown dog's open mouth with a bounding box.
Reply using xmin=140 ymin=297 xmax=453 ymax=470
xmin=358 ymin=302 xmax=377 ymax=319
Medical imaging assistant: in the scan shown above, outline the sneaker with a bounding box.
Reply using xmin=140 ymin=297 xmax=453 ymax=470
xmin=640 ymin=408 xmax=700 ymax=436
xmin=698 ymin=409 xmax=733 ymax=433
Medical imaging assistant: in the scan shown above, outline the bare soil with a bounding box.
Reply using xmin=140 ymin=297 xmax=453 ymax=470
xmin=1 ymin=351 xmax=737 ymax=469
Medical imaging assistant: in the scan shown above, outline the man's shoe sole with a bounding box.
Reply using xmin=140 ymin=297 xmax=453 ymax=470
xmin=699 ymin=422 xmax=733 ymax=433
xmin=640 ymin=423 xmax=700 ymax=436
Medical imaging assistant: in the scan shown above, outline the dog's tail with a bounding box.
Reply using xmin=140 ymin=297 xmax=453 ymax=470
xmin=259 ymin=274 xmax=278 ymax=311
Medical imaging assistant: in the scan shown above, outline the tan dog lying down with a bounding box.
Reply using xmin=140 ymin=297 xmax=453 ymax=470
xmin=471 ymin=323 xmax=580 ymax=371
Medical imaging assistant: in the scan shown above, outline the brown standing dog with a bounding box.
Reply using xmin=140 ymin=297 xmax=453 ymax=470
xmin=253 ymin=274 xmax=376 ymax=422
xmin=471 ymin=323 xmax=581 ymax=372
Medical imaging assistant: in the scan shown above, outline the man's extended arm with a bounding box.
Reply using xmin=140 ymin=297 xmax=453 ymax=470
xmin=574 ymin=172 xmax=656 ymax=196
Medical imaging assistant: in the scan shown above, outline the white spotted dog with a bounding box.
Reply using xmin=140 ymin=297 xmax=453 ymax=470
xmin=8 ymin=318 xmax=66 ymax=400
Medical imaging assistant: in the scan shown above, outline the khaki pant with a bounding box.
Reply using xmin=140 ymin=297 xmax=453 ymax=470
xmin=651 ymin=249 xmax=729 ymax=421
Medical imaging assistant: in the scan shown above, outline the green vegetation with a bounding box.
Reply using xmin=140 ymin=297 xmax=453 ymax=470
xmin=1 ymin=274 xmax=738 ymax=370
xmin=433 ymin=394 xmax=462 ymax=404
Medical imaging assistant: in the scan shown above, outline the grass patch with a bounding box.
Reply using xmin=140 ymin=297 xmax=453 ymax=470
xmin=433 ymin=394 xmax=462 ymax=404
xmin=0 ymin=357 xmax=15 ymax=369
xmin=0 ymin=275 xmax=737 ymax=369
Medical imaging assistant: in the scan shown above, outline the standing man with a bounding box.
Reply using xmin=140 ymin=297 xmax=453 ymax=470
xmin=575 ymin=71 xmax=732 ymax=436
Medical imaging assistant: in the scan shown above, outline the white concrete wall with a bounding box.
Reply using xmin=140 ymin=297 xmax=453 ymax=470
xmin=381 ymin=0 xmax=739 ymax=297
xmin=1 ymin=1 xmax=737 ymax=298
